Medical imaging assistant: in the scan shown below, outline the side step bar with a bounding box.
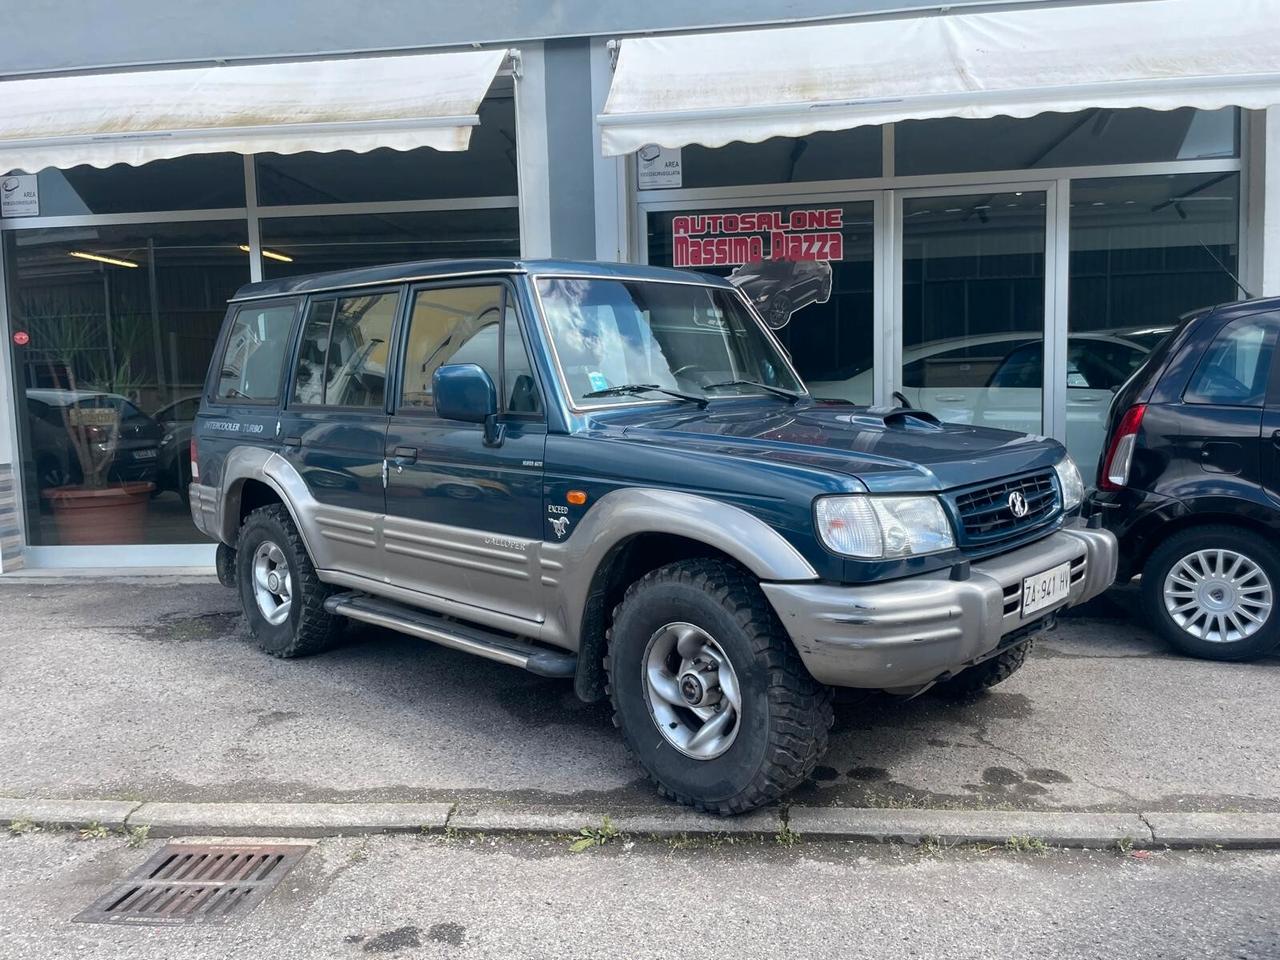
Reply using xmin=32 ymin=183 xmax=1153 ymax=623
xmin=323 ymin=592 xmax=577 ymax=679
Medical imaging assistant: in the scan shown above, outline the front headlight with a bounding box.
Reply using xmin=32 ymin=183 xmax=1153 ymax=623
xmin=1053 ymin=456 xmax=1085 ymax=512
xmin=814 ymin=495 xmax=955 ymax=559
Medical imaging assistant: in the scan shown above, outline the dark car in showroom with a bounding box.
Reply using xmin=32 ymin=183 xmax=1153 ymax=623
xmin=728 ymin=257 xmax=832 ymax=329
xmin=1092 ymin=296 xmax=1280 ymax=661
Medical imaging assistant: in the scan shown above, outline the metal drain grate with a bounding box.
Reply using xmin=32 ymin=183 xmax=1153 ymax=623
xmin=74 ymin=843 xmax=309 ymax=926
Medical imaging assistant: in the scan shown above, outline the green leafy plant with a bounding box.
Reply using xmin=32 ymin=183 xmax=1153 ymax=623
xmin=775 ymin=821 xmax=801 ymax=847
xmin=7 ymin=818 xmax=40 ymax=836
xmin=78 ymin=821 xmax=110 ymax=841
xmin=123 ymin=825 xmax=150 ymax=848
xmin=568 ymin=816 xmax=621 ymax=852
xmin=1005 ymin=835 xmax=1049 ymax=855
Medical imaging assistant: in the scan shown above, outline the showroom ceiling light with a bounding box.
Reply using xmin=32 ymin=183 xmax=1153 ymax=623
xmin=238 ymin=244 xmax=294 ymax=263
xmin=68 ymin=251 xmax=139 ymax=268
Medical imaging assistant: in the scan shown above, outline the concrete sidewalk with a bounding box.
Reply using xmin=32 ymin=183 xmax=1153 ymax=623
xmin=1 ymin=579 xmax=1278 ymax=842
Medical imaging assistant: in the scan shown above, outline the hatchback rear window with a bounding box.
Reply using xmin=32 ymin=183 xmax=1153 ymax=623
xmin=216 ymin=302 xmax=298 ymax=402
xmin=1185 ymin=315 xmax=1275 ymax=407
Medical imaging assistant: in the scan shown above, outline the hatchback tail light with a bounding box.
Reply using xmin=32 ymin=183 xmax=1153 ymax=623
xmin=1098 ymin=404 xmax=1146 ymax=491
xmin=189 ymin=437 xmax=200 ymax=482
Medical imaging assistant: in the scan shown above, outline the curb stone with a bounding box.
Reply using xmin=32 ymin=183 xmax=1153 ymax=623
xmin=3 ymin=798 xmax=1280 ymax=849
xmin=127 ymin=801 xmax=454 ymax=839
xmin=786 ymin=807 xmax=1151 ymax=847
xmin=447 ymin=805 xmax=780 ymax=838
xmin=0 ymin=799 xmax=138 ymax=831
xmin=1144 ymin=812 xmax=1280 ymax=849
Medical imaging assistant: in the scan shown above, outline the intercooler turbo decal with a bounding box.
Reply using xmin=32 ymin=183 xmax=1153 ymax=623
xmin=672 ymin=208 xmax=844 ymax=268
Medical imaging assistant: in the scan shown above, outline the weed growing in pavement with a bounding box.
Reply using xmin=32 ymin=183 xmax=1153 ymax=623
xmin=122 ymin=826 xmax=149 ymax=848
xmin=775 ymin=822 xmax=801 ymax=847
xmin=1005 ymin=835 xmax=1049 ymax=855
xmin=1115 ymin=835 xmax=1134 ymax=856
xmin=917 ymin=834 xmax=950 ymax=857
xmin=7 ymin=818 xmax=39 ymax=836
xmin=568 ymin=816 xmax=621 ymax=852
xmin=78 ymin=821 xmax=110 ymax=841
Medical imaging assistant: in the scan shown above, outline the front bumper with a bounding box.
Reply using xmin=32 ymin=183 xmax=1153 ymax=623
xmin=762 ymin=524 xmax=1117 ymax=690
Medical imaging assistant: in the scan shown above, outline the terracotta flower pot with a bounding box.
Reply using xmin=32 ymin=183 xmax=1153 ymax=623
xmin=41 ymin=481 xmax=156 ymax=545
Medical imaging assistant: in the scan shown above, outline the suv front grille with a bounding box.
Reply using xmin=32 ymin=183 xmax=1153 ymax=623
xmin=947 ymin=470 xmax=1060 ymax=551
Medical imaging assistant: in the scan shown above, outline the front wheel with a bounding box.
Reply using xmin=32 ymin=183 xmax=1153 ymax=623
xmin=605 ymin=558 xmax=832 ymax=814
xmin=1141 ymin=526 xmax=1280 ymax=661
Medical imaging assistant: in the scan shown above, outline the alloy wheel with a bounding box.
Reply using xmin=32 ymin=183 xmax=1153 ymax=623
xmin=251 ymin=540 xmax=293 ymax=626
xmin=1162 ymin=548 xmax=1273 ymax=644
xmin=643 ymin=621 xmax=742 ymax=760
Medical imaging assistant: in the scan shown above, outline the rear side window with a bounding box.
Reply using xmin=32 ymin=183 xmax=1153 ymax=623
xmin=216 ymin=302 xmax=297 ymax=402
xmin=292 ymin=291 xmax=399 ymax=407
xmin=1185 ymin=316 xmax=1276 ymax=407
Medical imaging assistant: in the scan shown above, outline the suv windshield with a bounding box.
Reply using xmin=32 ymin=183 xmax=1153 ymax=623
xmin=535 ymin=277 xmax=804 ymax=408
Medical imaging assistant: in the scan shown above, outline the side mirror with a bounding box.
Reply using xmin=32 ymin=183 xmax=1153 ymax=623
xmin=432 ymin=363 xmax=504 ymax=446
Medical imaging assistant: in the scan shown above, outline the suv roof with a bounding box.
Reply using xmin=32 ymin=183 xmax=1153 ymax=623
xmin=229 ymin=258 xmax=730 ymax=303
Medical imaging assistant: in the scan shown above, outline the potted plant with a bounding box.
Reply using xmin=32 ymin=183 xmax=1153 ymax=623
xmin=21 ymin=294 xmax=160 ymax=545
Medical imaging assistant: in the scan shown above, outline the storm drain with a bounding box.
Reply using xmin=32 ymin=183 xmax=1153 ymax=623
xmin=74 ymin=843 xmax=309 ymax=926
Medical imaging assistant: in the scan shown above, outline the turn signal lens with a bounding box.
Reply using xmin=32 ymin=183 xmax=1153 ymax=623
xmin=190 ymin=437 xmax=200 ymax=482
xmin=566 ymin=490 xmax=587 ymax=505
xmin=1098 ymin=404 xmax=1146 ymax=491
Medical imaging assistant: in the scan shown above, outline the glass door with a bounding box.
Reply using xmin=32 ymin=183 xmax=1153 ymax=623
xmin=896 ymin=187 xmax=1051 ymax=435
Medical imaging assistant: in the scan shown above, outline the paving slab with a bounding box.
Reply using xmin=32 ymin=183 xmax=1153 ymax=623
xmin=128 ymin=801 xmax=453 ymax=838
xmin=788 ymin=806 xmax=1151 ymax=846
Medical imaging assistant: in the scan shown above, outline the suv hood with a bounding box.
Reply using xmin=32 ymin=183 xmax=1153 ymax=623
xmin=595 ymin=400 xmax=1063 ymax=493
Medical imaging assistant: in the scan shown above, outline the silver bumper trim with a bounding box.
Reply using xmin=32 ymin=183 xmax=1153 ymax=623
xmin=762 ymin=524 xmax=1117 ymax=690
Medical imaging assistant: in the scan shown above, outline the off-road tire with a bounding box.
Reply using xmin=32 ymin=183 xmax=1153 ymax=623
xmin=932 ymin=640 xmax=1032 ymax=700
xmin=605 ymin=558 xmax=833 ymax=815
xmin=1141 ymin=525 xmax=1280 ymax=661
xmin=236 ymin=504 xmax=344 ymax=658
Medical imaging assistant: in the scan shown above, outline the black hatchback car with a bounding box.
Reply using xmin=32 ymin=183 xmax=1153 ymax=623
xmin=1093 ymin=296 xmax=1280 ymax=661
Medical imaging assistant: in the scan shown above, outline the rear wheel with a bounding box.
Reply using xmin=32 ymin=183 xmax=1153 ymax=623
xmin=236 ymin=504 xmax=344 ymax=658
xmin=1142 ymin=526 xmax=1280 ymax=661
xmin=605 ymin=558 xmax=832 ymax=814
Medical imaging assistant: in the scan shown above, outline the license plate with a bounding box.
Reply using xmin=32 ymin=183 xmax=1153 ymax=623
xmin=132 ymin=448 xmax=158 ymax=460
xmin=1021 ymin=561 xmax=1072 ymax=618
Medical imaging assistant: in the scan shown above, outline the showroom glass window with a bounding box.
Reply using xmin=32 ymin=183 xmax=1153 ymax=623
xmin=647 ymin=202 xmax=875 ymax=402
xmin=1066 ymin=172 xmax=1241 ymax=481
xmin=4 ymin=221 xmax=249 ymax=545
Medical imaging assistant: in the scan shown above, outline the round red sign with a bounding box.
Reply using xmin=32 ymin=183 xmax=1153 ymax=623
xmin=12 ymin=330 xmax=29 ymax=347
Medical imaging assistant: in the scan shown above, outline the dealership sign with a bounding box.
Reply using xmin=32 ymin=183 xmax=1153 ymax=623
xmin=672 ymin=208 xmax=843 ymax=268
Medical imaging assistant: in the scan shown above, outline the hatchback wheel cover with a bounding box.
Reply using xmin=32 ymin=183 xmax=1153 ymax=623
xmin=1163 ymin=548 xmax=1272 ymax=644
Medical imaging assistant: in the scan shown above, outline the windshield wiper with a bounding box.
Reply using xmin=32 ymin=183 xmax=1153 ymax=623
xmin=582 ymin=383 xmax=708 ymax=407
xmin=701 ymin=379 xmax=803 ymax=403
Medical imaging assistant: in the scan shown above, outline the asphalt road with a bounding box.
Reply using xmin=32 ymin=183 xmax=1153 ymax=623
xmin=0 ymin=577 xmax=1277 ymax=813
xmin=2 ymin=831 xmax=1278 ymax=960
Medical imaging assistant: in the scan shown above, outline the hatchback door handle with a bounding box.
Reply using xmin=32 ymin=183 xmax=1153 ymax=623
xmin=392 ymin=446 xmax=418 ymax=464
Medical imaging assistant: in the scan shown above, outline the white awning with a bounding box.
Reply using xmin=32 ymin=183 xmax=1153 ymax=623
xmin=600 ymin=0 xmax=1280 ymax=156
xmin=0 ymin=48 xmax=510 ymax=173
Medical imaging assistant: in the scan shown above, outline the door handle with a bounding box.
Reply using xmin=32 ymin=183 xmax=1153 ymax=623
xmin=283 ymin=435 xmax=302 ymax=447
xmin=1271 ymin=429 xmax=1280 ymax=449
xmin=392 ymin=445 xmax=419 ymax=465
